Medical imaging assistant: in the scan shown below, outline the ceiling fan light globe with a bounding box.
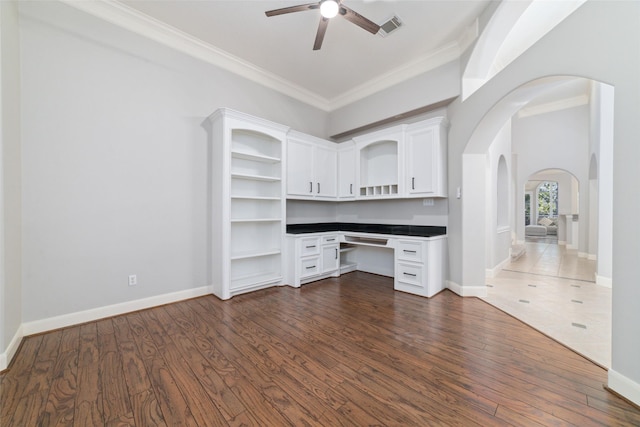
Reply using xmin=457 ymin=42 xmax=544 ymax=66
xmin=320 ymin=0 xmax=339 ymax=18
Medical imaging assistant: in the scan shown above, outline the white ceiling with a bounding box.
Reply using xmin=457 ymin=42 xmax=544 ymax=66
xmin=116 ymin=0 xmax=491 ymax=106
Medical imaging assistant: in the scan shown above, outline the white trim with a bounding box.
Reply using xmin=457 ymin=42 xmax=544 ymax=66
xmin=608 ymin=369 xmax=640 ymax=407
xmin=446 ymin=280 xmax=488 ymax=297
xmin=596 ymin=274 xmax=612 ymax=288
xmin=558 ymin=240 xmax=567 ymax=245
xmin=0 ymin=325 xmax=24 ymax=371
xmin=578 ymin=251 xmax=588 ymax=258
xmin=588 ymin=253 xmax=597 ymax=261
xmin=518 ymin=95 xmax=589 ymax=118
xmin=485 ymin=255 xmax=510 ymax=278
xmin=22 ymin=286 xmax=212 ymax=336
xmin=59 ymin=0 xmax=462 ymax=112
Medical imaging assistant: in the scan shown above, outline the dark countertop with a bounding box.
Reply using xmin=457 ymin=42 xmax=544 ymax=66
xmin=286 ymin=223 xmax=446 ymax=238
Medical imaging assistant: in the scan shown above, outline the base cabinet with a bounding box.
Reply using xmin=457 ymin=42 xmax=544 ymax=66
xmin=394 ymin=237 xmax=447 ymax=297
xmin=286 ymin=231 xmax=447 ymax=298
xmin=286 ymin=233 xmax=340 ymax=287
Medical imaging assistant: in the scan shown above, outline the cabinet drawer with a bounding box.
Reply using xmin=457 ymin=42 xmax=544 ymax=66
xmin=397 ymin=241 xmax=424 ymax=262
xmin=396 ymin=262 xmax=424 ymax=287
xmin=322 ymin=235 xmax=339 ymax=245
xmin=300 ymin=237 xmax=321 ymax=256
xmin=300 ymin=257 xmax=320 ymax=278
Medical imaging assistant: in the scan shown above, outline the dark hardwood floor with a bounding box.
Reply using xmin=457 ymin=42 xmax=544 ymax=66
xmin=2 ymin=271 xmax=639 ymax=426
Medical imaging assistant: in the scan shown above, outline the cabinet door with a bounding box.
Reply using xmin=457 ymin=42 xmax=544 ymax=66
xmin=406 ymin=126 xmax=437 ymax=196
xmin=321 ymin=244 xmax=340 ymax=273
xmin=314 ymin=145 xmax=338 ymax=198
xmin=287 ymin=139 xmax=314 ymax=197
xmin=338 ymin=145 xmax=356 ymax=199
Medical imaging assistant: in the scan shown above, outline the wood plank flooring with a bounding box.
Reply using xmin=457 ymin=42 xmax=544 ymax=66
xmin=2 ymin=271 xmax=639 ymax=426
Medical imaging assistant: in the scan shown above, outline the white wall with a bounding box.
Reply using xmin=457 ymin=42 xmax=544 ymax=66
xmin=486 ymin=121 xmax=512 ymax=273
xmin=18 ymin=1 xmax=327 ymax=324
xmin=512 ymin=105 xmax=589 ymax=251
xmin=0 ymin=0 xmax=23 ymax=369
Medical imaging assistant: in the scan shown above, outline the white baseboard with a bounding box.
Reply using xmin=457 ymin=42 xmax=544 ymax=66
xmin=558 ymin=240 xmax=566 ymax=245
xmin=22 ymin=286 xmax=213 ymax=336
xmin=485 ymin=256 xmax=511 ymax=278
xmin=0 ymin=325 xmax=24 ymax=371
xmin=608 ymin=369 xmax=640 ymax=407
xmin=446 ymin=280 xmax=488 ymax=297
xmin=578 ymin=252 xmax=588 ymax=259
xmin=595 ymin=274 xmax=613 ymax=288
xmin=588 ymin=253 xmax=597 ymax=261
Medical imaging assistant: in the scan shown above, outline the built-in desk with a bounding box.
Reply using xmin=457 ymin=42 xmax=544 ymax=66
xmin=285 ymin=223 xmax=447 ymax=298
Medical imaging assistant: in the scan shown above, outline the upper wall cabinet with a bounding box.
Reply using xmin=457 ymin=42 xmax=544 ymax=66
xmin=405 ymin=118 xmax=448 ymax=198
xmin=287 ymin=131 xmax=337 ymax=200
xmin=337 ymin=141 xmax=356 ymax=200
xmin=353 ymin=125 xmax=405 ymax=199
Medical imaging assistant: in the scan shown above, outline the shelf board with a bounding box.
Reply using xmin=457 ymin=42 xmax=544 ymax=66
xmin=231 ymin=249 xmax=281 ymax=260
xmin=231 ymin=150 xmax=280 ymax=163
xmin=231 ymin=173 xmax=281 ymax=182
xmin=230 ymin=271 xmax=282 ymax=290
xmin=230 ymin=218 xmax=282 ymax=223
xmin=231 ymin=195 xmax=281 ymax=201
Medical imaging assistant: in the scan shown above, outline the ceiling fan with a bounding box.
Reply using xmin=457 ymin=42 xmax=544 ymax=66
xmin=265 ymin=0 xmax=381 ymax=50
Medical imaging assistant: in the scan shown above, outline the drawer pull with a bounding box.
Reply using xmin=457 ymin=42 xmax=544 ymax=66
xmin=335 ymin=248 xmax=338 ymax=259
xmin=326 ymin=238 xmax=335 ymax=242
xmin=403 ymin=272 xmax=417 ymax=277
xmin=403 ymin=250 xmax=417 ymax=254
xmin=306 ymin=265 xmax=316 ymax=270
xmin=305 ymin=245 xmax=317 ymax=249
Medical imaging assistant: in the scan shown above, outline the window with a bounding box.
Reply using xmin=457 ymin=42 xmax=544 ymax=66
xmin=537 ymin=181 xmax=558 ymax=219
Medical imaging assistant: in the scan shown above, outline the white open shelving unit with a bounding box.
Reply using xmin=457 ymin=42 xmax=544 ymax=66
xmin=207 ymin=109 xmax=289 ymax=299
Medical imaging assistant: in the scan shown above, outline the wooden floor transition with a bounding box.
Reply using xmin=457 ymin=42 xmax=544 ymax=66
xmin=1 ymin=271 xmax=639 ymax=426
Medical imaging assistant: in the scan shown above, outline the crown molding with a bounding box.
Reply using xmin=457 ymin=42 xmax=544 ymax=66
xmin=60 ymin=0 xmax=333 ymax=110
xmin=60 ymin=0 xmax=463 ymax=112
xmin=329 ymin=42 xmax=461 ymax=110
xmin=518 ymin=94 xmax=589 ymax=118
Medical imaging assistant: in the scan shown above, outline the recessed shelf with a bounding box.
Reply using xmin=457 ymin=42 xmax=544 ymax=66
xmin=231 ymin=195 xmax=281 ymax=200
xmin=230 ymin=218 xmax=281 ymax=223
xmin=231 ymin=150 xmax=280 ymax=163
xmin=231 ymin=173 xmax=281 ymax=182
xmin=230 ymin=272 xmax=282 ymax=290
xmin=231 ymin=249 xmax=281 ymax=260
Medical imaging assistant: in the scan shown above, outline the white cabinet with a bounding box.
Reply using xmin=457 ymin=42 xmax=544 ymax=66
xmin=338 ymin=143 xmax=356 ymax=199
xmin=285 ymin=233 xmax=340 ymax=287
xmin=286 ymin=131 xmax=337 ymax=199
xmin=207 ymin=108 xmax=288 ymax=300
xmin=394 ymin=236 xmax=447 ymax=297
xmin=321 ymin=235 xmax=340 ymax=273
xmin=352 ymin=117 xmax=448 ymax=200
xmin=405 ymin=118 xmax=448 ymax=198
xmin=353 ymin=125 xmax=404 ymax=199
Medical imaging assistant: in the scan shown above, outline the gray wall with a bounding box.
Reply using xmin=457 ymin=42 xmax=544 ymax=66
xmin=0 ymin=0 xmax=22 ymax=362
xmin=18 ymin=1 xmax=327 ymax=323
xmin=445 ymin=0 xmax=640 ymax=396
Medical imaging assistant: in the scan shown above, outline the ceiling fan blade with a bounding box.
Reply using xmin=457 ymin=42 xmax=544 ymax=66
xmin=339 ymin=5 xmax=380 ymax=34
xmin=265 ymin=3 xmax=319 ymax=17
xmin=313 ymin=17 xmax=330 ymax=50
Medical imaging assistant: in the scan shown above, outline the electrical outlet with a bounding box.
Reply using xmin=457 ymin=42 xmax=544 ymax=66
xmin=423 ymin=199 xmax=434 ymax=206
xmin=128 ymin=274 xmax=137 ymax=286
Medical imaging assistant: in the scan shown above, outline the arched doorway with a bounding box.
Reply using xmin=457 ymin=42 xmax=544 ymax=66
xmin=461 ymin=77 xmax=613 ymax=368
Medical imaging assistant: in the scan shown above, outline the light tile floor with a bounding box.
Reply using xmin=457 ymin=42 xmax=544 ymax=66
xmin=482 ymin=241 xmax=611 ymax=368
